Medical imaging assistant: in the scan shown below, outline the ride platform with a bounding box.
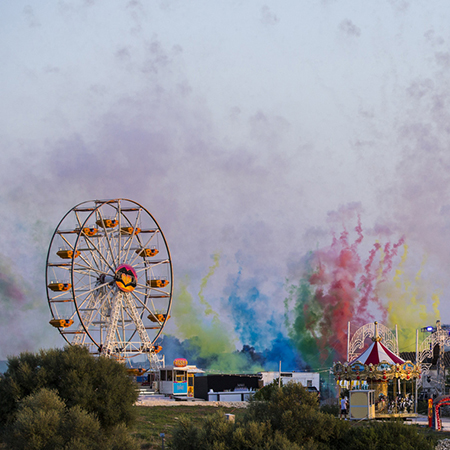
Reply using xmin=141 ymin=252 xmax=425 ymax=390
xmin=375 ymin=413 xmax=418 ymax=419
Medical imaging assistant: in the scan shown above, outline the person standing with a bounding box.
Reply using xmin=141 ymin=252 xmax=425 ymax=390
xmin=340 ymin=396 xmax=348 ymax=420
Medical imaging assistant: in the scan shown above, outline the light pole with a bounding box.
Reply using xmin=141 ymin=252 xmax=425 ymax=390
xmin=419 ymin=321 xmax=450 ymax=398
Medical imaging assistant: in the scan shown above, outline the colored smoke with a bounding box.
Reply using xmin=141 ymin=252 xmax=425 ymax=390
xmin=284 ymin=217 xmax=419 ymax=369
xmin=169 ymin=271 xmax=263 ymax=373
xmin=164 ymin=212 xmax=440 ymax=372
xmin=385 ymin=248 xmax=441 ymax=351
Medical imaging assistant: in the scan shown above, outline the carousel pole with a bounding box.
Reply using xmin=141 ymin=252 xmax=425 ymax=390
xmin=394 ymin=375 xmax=397 ymax=413
xmin=347 ymin=321 xmax=350 ymax=362
xmin=396 ymin=324 xmax=399 ymax=354
xmin=415 ymin=328 xmax=418 ymax=414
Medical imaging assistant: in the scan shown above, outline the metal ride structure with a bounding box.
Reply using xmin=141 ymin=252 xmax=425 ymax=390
xmin=417 ymin=321 xmax=450 ymax=397
xmin=334 ymin=322 xmax=420 ymax=417
xmin=46 ymin=199 xmax=173 ymax=371
xmin=347 ymin=321 xmax=399 ymax=362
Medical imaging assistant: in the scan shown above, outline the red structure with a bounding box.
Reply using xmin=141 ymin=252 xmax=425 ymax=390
xmin=433 ymin=396 xmax=450 ymax=430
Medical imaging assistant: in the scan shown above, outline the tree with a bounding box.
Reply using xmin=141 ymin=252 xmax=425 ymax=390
xmin=0 ymin=346 xmax=138 ymax=429
xmin=3 ymin=388 xmax=139 ymax=450
xmin=246 ymin=382 xmax=348 ymax=448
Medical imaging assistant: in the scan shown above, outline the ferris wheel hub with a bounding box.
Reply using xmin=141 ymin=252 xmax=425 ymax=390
xmin=115 ymin=264 xmax=137 ymax=292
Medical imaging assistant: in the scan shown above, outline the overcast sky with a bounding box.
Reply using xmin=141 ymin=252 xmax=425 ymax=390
xmin=1 ymin=0 xmax=449 ymax=363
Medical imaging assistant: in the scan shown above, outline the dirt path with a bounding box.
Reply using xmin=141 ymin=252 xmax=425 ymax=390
xmin=136 ymin=397 xmax=248 ymax=408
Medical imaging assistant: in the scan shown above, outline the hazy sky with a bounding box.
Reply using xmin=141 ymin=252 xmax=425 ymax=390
xmin=1 ymin=0 xmax=450 ymax=361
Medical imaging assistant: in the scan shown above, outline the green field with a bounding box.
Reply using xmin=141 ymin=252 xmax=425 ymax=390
xmin=132 ymin=405 xmax=247 ymax=449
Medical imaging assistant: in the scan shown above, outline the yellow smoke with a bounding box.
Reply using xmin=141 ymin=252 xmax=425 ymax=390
xmin=198 ymin=253 xmax=220 ymax=317
xmin=385 ymin=245 xmax=440 ymax=351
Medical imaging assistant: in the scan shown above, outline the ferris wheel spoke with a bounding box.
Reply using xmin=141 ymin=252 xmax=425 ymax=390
xmin=122 ymin=209 xmax=143 ymax=263
xmin=74 ymin=280 xmax=114 ymax=297
xmin=117 ymin=203 xmax=122 ymax=267
xmin=76 ymin=289 xmax=106 ymax=310
xmin=134 ymin=261 xmax=169 ymax=275
xmin=77 ymin=236 xmax=116 ymax=273
xmin=77 ymin=253 xmax=102 ymax=274
xmin=143 ymin=259 xmax=170 ymax=269
xmin=97 ymin=234 xmax=116 ymax=269
xmin=48 ymin=264 xmax=71 ymax=272
xmin=49 ymin=290 xmax=73 ymax=301
xmin=148 ymin=286 xmax=170 ymax=296
xmin=78 ymin=230 xmax=104 ymax=262
xmin=72 ymin=263 xmax=112 ymax=277
xmin=133 ymin=286 xmax=151 ymax=297
xmin=58 ymin=233 xmax=76 ymax=250
xmin=129 ymin=290 xmax=155 ymax=316
xmin=74 ymin=211 xmax=85 ymax=229
xmin=127 ymin=231 xmax=160 ymax=267
xmin=77 ymin=240 xmax=103 ymax=273
xmin=119 ymin=235 xmax=134 ymax=264
xmin=72 ymin=270 xmax=105 ymax=281
xmin=96 ymin=209 xmax=118 ymax=270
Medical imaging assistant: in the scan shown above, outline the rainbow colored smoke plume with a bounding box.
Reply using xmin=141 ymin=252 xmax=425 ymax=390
xmin=163 ymin=219 xmax=439 ymax=372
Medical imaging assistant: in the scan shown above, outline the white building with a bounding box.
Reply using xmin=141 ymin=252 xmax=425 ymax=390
xmin=259 ymin=371 xmax=320 ymax=391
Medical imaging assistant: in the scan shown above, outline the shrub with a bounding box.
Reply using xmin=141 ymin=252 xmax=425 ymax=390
xmin=4 ymin=388 xmax=139 ymax=450
xmin=4 ymin=388 xmax=66 ymax=450
xmin=170 ymin=413 xmax=233 ymax=450
xmin=170 ymin=413 xmax=302 ymax=450
xmin=245 ymin=382 xmax=349 ymax=447
xmin=170 ymin=383 xmax=348 ymax=449
xmin=340 ymin=420 xmax=435 ymax=450
xmin=320 ymin=402 xmax=339 ymax=416
xmin=252 ymin=380 xmax=283 ymax=401
xmin=0 ymin=346 xmax=138 ymax=429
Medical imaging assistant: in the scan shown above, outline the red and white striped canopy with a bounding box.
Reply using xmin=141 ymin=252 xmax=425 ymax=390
xmin=350 ymin=340 xmax=405 ymax=365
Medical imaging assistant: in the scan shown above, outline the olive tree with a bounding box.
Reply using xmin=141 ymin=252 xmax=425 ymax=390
xmin=4 ymin=388 xmax=138 ymax=450
xmin=0 ymin=346 xmax=138 ymax=429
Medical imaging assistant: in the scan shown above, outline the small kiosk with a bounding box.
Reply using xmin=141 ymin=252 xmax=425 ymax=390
xmin=159 ymin=358 xmax=204 ymax=397
xmin=349 ymin=390 xmax=376 ymax=420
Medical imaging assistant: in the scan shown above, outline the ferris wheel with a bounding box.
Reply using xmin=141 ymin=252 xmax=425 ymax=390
xmin=46 ymin=199 xmax=173 ymax=370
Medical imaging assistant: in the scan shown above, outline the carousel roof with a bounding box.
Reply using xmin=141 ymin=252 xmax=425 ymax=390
xmin=350 ymin=339 xmax=405 ymax=366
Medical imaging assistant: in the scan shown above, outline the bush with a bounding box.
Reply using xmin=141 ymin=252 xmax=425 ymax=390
xmin=3 ymin=388 xmax=139 ymax=450
xmin=251 ymin=381 xmax=319 ymax=409
xmin=0 ymin=346 xmax=138 ymax=429
xmin=320 ymin=402 xmax=339 ymax=416
xmin=170 ymin=383 xmax=349 ymax=449
xmin=4 ymin=388 xmax=66 ymax=450
xmin=170 ymin=413 xmax=302 ymax=450
xmin=340 ymin=420 xmax=435 ymax=450
xmin=252 ymin=380 xmax=283 ymax=401
xmin=170 ymin=383 xmax=436 ymax=450
xmin=245 ymin=382 xmax=349 ymax=447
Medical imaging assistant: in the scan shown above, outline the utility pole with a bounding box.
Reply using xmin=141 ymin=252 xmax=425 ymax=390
xmin=278 ymin=361 xmax=281 ymax=388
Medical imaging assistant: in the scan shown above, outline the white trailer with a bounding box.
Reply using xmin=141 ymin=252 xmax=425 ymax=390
xmin=259 ymin=371 xmax=320 ymax=391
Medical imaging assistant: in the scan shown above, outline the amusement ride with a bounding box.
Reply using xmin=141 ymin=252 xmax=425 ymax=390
xmin=333 ymin=322 xmax=421 ymax=417
xmin=46 ymin=199 xmax=173 ymax=371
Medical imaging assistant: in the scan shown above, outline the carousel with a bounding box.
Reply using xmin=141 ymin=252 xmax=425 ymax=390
xmin=333 ymin=322 xmax=421 ymax=417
